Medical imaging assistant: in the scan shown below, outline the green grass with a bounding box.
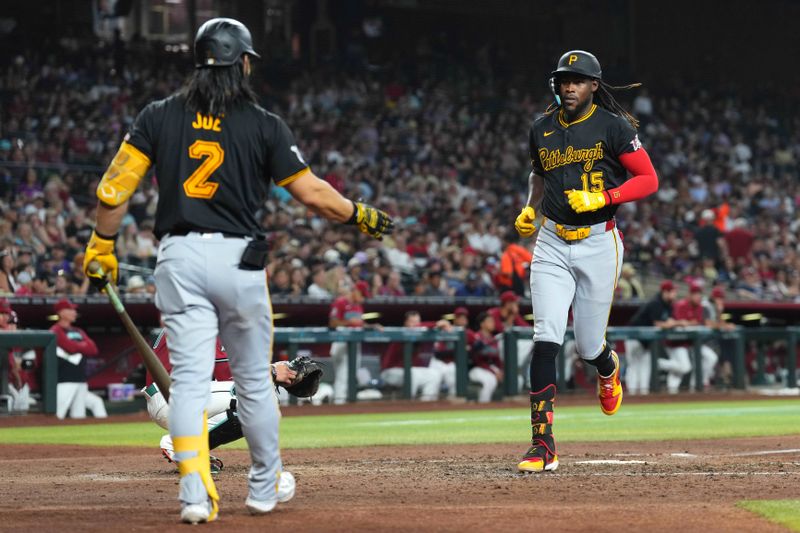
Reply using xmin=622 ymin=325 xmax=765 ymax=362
xmin=738 ymin=500 xmax=800 ymax=532
xmin=0 ymin=399 xmax=798 ymax=449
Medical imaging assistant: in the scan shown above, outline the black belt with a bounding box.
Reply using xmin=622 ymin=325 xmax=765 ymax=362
xmin=168 ymin=228 xmax=247 ymax=239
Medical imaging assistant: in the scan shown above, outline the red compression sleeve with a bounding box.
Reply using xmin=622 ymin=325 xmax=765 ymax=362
xmin=603 ymin=148 xmax=658 ymax=205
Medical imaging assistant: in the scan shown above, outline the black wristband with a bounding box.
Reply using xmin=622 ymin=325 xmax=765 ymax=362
xmin=345 ymin=200 xmax=359 ymax=225
xmin=94 ymin=229 xmax=118 ymax=240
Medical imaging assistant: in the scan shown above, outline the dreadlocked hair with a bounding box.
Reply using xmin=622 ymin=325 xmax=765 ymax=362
xmin=595 ymin=81 xmax=642 ymax=129
xmin=545 ymin=80 xmax=642 ymax=129
xmin=181 ymin=59 xmax=258 ymax=116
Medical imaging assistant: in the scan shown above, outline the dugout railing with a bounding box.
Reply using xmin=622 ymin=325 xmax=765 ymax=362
xmin=503 ymin=326 xmax=799 ymax=396
xmin=0 ymin=330 xmax=58 ymax=414
xmin=274 ymin=327 xmax=469 ymax=402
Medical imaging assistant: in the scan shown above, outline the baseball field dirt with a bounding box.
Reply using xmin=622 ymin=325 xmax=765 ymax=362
xmin=2 ymin=431 xmax=798 ymax=532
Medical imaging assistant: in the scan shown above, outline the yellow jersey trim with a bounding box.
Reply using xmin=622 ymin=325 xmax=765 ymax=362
xmin=276 ymin=166 xmax=310 ymax=187
xmin=558 ymin=104 xmax=597 ymax=128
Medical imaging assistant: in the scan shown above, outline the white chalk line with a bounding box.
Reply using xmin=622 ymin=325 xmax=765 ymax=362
xmin=574 ymin=460 xmax=648 ymax=465
xmin=549 ymin=471 xmax=800 ymax=478
xmin=348 ymin=403 xmax=799 ymax=427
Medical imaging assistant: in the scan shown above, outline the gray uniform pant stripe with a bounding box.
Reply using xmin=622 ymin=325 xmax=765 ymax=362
xmin=530 ymin=225 xmax=624 ymax=359
xmin=155 ymin=233 xmax=281 ymax=505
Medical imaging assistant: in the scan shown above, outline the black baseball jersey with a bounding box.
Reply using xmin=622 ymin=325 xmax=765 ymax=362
xmin=628 ymin=295 xmax=672 ymax=327
xmin=529 ymin=104 xmax=641 ymax=226
xmin=126 ymin=94 xmax=308 ymax=239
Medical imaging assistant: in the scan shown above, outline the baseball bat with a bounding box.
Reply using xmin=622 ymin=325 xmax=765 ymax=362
xmin=88 ymin=261 xmax=172 ymax=401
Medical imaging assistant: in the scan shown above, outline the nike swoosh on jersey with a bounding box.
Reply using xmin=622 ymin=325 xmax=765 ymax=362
xmin=543 ymin=130 xmax=555 ymax=137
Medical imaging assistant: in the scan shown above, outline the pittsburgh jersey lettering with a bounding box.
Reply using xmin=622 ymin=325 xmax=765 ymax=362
xmin=538 ymin=142 xmax=605 ymax=172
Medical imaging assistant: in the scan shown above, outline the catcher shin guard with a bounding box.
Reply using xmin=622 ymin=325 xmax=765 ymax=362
xmin=173 ymin=412 xmax=220 ymax=522
xmin=208 ymin=400 xmax=244 ymax=449
xmin=518 ymin=384 xmax=558 ymax=472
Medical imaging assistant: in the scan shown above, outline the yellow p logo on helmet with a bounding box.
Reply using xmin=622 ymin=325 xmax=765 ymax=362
xmin=568 ymin=54 xmax=578 ymax=65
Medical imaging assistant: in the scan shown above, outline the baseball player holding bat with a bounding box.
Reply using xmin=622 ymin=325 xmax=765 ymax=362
xmin=515 ymin=50 xmax=658 ymax=472
xmin=83 ymin=17 xmax=392 ymax=524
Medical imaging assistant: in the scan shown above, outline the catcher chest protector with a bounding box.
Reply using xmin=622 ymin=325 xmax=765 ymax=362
xmin=194 ymin=17 xmax=260 ymax=68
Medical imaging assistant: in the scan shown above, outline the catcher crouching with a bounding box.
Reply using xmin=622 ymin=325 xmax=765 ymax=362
xmin=143 ymin=330 xmax=322 ymax=473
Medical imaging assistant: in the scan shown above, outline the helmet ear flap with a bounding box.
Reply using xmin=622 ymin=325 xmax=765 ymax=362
xmin=549 ymin=77 xmax=561 ymax=106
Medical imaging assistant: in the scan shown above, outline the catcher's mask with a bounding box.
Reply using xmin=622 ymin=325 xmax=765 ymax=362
xmin=548 ymin=50 xmax=602 ymax=106
xmin=194 ymin=17 xmax=260 ymax=68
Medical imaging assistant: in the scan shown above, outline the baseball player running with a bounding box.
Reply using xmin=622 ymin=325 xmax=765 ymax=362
xmin=83 ymin=18 xmax=392 ymax=524
xmin=514 ymin=50 xmax=658 ymax=472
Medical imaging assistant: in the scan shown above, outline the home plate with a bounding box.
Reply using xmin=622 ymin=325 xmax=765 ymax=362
xmin=574 ymin=460 xmax=648 ymax=465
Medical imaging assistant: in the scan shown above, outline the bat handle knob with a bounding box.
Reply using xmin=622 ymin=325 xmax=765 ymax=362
xmin=88 ymin=260 xmax=104 ymax=276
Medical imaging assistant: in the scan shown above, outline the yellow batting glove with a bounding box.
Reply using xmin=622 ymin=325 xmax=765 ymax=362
xmin=565 ymin=189 xmax=607 ymax=213
xmin=83 ymin=231 xmax=119 ymax=284
xmin=347 ymin=201 xmax=395 ymax=240
xmin=514 ymin=206 xmax=538 ymax=237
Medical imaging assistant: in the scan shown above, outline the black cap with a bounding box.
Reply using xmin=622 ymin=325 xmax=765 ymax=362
xmin=194 ymin=17 xmax=260 ymax=68
xmin=552 ymin=50 xmax=602 ymax=80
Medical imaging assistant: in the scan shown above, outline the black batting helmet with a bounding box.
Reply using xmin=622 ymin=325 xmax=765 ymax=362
xmin=552 ymin=50 xmax=602 ymax=80
xmin=194 ymin=18 xmax=260 ymax=68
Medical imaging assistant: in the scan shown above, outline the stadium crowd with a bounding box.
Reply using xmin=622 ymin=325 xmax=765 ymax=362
xmin=1 ymin=37 xmax=799 ymax=303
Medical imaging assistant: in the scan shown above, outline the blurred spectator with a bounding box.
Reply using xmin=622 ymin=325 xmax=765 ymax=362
xmin=455 ymin=270 xmax=493 ymax=297
xmin=0 ymin=249 xmax=17 ymax=294
xmin=378 ymin=270 xmax=406 ymax=296
xmin=380 ymin=311 xmax=448 ymax=401
xmin=307 ymin=268 xmax=332 ymax=298
xmin=50 ymin=299 xmax=107 ymax=419
xmin=496 ymin=232 xmax=532 ymax=296
xmin=617 ymin=264 xmax=645 ymax=300
xmin=724 ymin=218 xmax=755 ymax=264
xmin=469 ymin=311 xmax=504 ymax=403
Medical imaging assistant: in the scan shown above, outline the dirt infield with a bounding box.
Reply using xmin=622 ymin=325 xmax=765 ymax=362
xmin=2 ymin=434 xmax=798 ymax=532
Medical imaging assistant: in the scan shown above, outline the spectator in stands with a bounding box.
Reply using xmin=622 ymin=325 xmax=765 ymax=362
xmin=0 ymin=248 xmax=17 ymax=294
xmin=496 ymin=232 xmax=532 ymax=296
xmin=670 ymin=283 xmax=718 ymax=391
xmin=469 ymin=311 xmax=504 ymax=403
xmin=380 ymin=310 xmax=448 ymax=401
xmin=455 ymin=270 xmax=493 ymax=297
xmin=625 ymin=280 xmax=681 ymax=395
xmin=307 ymin=268 xmax=332 ymax=298
xmin=617 ymin=263 xmax=646 ymax=300
xmin=378 ymin=270 xmax=406 ymax=297
xmin=735 ymin=267 xmax=765 ymax=300
xmin=724 ymin=218 xmax=754 ymax=264
xmin=50 ymin=298 xmax=107 ymax=419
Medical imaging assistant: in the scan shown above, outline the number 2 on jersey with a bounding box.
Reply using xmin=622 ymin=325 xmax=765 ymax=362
xmin=184 ymin=140 xmax=224 ymax=199
xmin=580 ymin=171 xmax=604 ymax=193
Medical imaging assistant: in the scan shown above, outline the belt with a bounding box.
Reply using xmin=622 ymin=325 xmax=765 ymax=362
xmin=542 ymin=218 xmax=616 ymax=243
xmin=167 ymin=228 xmax=246 ymax=239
